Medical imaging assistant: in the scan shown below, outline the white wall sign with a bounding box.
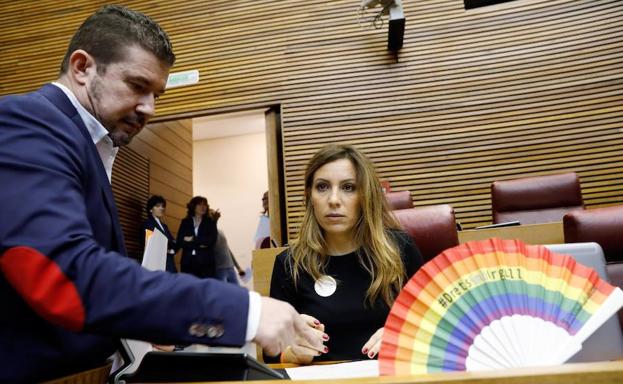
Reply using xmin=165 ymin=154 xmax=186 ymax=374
xmin=166 ymin=69 xmax=199 ymax=89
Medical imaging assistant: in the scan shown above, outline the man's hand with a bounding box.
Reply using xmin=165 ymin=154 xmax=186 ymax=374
xmin=361 ymin=327 xmax=384 ymax=359
xmin=253 ymin=297 xmax=325 ymax=357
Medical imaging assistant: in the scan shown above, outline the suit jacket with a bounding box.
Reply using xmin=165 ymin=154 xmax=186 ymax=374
xmin=176 ymin=216 xmax=217 ymax=278
xmin=142 ymin=215 xmax=178 ymax=272
xmin=0 ymin=84 xmax=249 ymax=383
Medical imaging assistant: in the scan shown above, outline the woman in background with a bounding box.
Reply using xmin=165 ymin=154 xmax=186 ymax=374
xmin=142 ymin=195 xmax=177 ymax=273
xmin=269 ymin=144 xmax=423 ymax=363
xmin=176 ymin=196 xmax=218 ymax=278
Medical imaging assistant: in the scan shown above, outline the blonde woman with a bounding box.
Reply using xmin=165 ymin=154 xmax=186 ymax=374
xmin=269 ymin=144 xmax=423 ymax=363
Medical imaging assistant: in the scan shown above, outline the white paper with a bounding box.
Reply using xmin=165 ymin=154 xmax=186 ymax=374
xmin=115 ymin=339 xmax=154 ymax=375
xmin=141 ymin=229 xmax=168 ymax=271
xmin=285 ymin=360 xmax=378 ymax=380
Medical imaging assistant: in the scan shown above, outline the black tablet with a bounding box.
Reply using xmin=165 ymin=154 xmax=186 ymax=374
xmin=110 ymin=343 xmax=284 ymax=383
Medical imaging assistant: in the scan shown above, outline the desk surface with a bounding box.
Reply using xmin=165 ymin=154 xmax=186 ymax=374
xmin=237 ymin=360 xmax=623 ymax=384
xmin=45 ymin=359 xmax=623 ymax=384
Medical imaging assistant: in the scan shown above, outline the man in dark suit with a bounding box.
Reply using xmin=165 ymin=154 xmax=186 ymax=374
xmin=0 ymin=5 xmax=324 ymax=383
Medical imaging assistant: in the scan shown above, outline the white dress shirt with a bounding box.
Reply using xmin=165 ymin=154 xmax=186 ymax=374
xmin=52 ymin=82 xmax=118 ymax=182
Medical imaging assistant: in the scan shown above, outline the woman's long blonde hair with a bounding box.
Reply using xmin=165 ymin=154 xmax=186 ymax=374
xmin=290 ymin=144 xmax=405 ymax=307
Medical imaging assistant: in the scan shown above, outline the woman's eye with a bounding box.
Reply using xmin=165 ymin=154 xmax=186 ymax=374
xmin=343 ymin=183 xmax=356 ymax=192
xmin=316 ymin=182 xmax=329 ymax=192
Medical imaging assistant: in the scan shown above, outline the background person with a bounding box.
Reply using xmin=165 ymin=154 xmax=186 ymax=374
xmin=141 ymin=195 xmax=178 ymax=272
xmin=0 ymin=6 xmax=323 ymax=382
xmin=177 ymin=196 xmax=218 ymax=278
xmin=254 ymin=191 xmax=271 ymax=248
xmin=214 ymin=228 xmax=246 ymax=285
xmin=270 ymin=144 xmax=423 ymax=364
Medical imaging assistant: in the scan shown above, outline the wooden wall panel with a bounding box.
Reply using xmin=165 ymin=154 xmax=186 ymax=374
xmin=129 ymin=119 xmax=193 ymax=244
xmin=111 ymin=147 xmax=149 ymax=261
xmin=0 ymin=2 xmax=194 ymax=258
xmin=1 ymin=0 xmax=621 ymax=242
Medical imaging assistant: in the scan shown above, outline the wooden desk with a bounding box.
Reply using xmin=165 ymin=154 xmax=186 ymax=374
xmin=40 ymin=360 xmax=623 ymax=383
xmin=42 ymin=363 xmax=111 ymax=384
xmin=210 ymin=360 xmax=623 ymax=384
xmin=458 ymin=222 xmax=564 ymax=245
xmin=42 ymin=359 xmax=623 ymax=384
xmin=252 ymin=247 xmax=287 ymax=296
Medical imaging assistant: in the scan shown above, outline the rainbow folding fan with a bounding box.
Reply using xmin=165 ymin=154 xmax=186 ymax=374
xmin=379 ymin=238 xmax=623 ymax=375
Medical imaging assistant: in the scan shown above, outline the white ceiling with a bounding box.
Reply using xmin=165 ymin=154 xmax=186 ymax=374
xmin=192 ymin=109 xmax=267 ymax=141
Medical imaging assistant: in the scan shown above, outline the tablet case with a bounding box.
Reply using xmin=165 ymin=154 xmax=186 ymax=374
xmin=109 ymin=343 xmax=284 ymax=383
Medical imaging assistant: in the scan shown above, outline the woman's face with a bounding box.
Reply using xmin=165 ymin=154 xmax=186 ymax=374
xmin=151 ymin=203 xmax=165 ymax=218
xmin=311 ymin=158 xmax=361 ymax=238
xmin=195 ymin=201 xmax=208 ymax=216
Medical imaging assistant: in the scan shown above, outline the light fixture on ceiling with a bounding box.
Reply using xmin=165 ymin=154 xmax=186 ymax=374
xmin=358 ymin=0 xmax=405 ymax=52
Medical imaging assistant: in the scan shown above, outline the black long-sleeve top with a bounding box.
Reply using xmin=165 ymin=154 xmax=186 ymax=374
xmin=269 ymin=230 xmax=423 ymax=361
xmin=176 ymin=216 xmax=217 ymax=278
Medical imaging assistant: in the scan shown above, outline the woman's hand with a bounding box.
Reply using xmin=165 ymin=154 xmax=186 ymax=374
xmin=152 ymin=344 xmax=175 ymax=352
xmin=280 ymin=314 xmax=328 ymax=364
xmin=209 ymin=208 xmax=221 ymax=221
xmin=361 ymin=327 xmax=384 ymax=359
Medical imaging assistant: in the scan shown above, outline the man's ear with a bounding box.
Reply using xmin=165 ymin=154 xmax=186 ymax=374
xmin=67 ymin=49 xmax=97 ymax=85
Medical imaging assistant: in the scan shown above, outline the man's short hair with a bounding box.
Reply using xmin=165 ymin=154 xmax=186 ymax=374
xmin=60 ymin=5 xmax=175 ymax=74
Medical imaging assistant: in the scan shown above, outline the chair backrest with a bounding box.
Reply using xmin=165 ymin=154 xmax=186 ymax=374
xmin=544 ymin=243 xmax=623 ymax=360
xmin=252 ymin=247 xmax=287 ymax=296
xmin=385 ymin=190 xmax=413 ymax=210
xmin=392 ymin=205 xmax=459 ymax=263
xmin=491 ymin=172 xmax=584 ymax=224
xmin=563 ymin=204 xmax=623 ymax=262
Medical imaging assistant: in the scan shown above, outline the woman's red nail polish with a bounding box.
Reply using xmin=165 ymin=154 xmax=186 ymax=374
xmin=314 ymin=319 xmax=320 ymax=325
xmin=322 ymin=334 xmax=329 ymax=341
xmin=362 ymin=348 xmax=368 ymax=354
xmin=368 ymin=352 xmax=375 ymax=358
xmin=323 ymin=347 xmax=329 ymax=353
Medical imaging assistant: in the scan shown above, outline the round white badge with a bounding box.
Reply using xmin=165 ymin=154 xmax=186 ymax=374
xmin=314 ymin=275 xmax=337 ymax=297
